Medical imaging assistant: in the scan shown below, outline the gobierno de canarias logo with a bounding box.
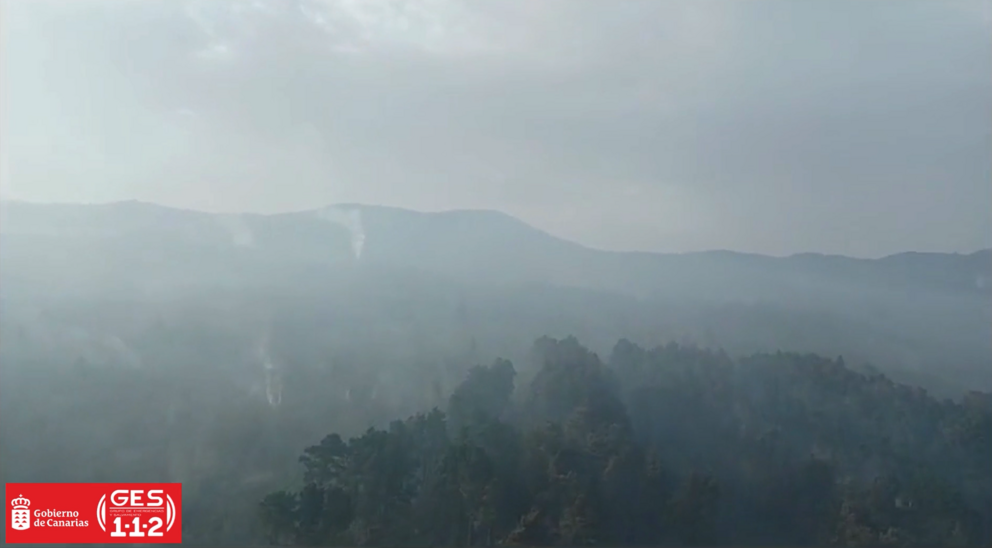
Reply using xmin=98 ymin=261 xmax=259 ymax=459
xmin=10 ymin=493 xmax=89 ymax=530
xmin=6 ymin=483 xmax=182 ymax=544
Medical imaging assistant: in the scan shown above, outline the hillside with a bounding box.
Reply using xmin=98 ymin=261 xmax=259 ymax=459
xmin=0 ymin=200 xmax=989 ymax=394
xmin=2 ymin=200 xmax=988 ymax=295
xmin=1 ymin=202 xmax=990 ymax=546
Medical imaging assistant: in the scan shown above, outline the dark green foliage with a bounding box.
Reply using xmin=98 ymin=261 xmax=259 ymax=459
xmin=259 ymin=337 xmax=992 ymax=547
xmin=448 ymin=358 xmax=516 ymax=435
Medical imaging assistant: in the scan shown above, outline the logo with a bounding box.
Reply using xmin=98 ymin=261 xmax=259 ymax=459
xmin=5 ymin=483 xmax=182 ymax=544
xmin=96 ymin=489 xmax=177 ymax=537
xmin=11 ymin=495 xmax=30 ymax=530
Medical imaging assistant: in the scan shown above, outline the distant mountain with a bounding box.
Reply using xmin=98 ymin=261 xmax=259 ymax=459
xmin=1 ymin=200 xmax=989 ymax=395
xmin=1 ymin=200 xmax=987 ymax=299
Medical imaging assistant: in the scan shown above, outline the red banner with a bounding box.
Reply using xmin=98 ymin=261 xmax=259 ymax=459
xmin=5 ymin=483 xmax=182 ymax=544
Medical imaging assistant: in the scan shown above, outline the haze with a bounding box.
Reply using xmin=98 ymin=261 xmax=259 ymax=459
xmin=2 ymin=2 xmax=992 ymax=547
xmin=3 ymin=0 xmax=990 ymax=256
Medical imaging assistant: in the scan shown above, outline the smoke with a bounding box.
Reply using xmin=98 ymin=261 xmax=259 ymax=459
xmin=216 ymin=214 xmax=255 ymax=247
xmin=254 ymin=334 xmax=282 ymax=407
xmin=317 ymin=206 xmax=366 ymax=259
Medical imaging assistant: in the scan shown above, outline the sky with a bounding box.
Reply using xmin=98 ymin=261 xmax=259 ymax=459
xmin=1 ymin=0 xmax=990 ymax=257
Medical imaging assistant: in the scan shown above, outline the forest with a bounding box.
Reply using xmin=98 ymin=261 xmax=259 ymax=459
xmin=256 ymin=336 xmax=991 ymax=547
xmin=1 ymin=203 xmax=989 ymax=546
xmin=4 ymin=0 xmax=991 ymax=543
xmin=4 ymin=0 xmax=991 ymax=544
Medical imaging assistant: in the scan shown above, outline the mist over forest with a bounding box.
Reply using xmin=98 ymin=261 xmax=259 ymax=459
xmin=0 ymin=201 xmax=989 ymax=546
xmin=3 ymin=0 xmax=991 ymax=545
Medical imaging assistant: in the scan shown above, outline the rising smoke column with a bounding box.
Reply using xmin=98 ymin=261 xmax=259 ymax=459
xmin=316 ymin=206 xmax=365 ymax=259
xmin=216 ymin=214 xmax=255 ymax=247
xmin=254 ymin=334 xmax=282 ymax=407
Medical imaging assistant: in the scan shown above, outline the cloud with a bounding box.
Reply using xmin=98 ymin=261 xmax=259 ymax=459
xmin=2 ymin=0 xmax=989 ymax=256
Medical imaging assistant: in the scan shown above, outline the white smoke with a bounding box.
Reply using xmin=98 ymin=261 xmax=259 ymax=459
xmin=254 ymin=334 xmax=282 ymax=407
xmin=216 ymin=214 xmax=255 ymax=247
xmin=264 ymin=368 xmax=282 ymax=407
xmin=317 ymin=206 xmax=366 ymax=259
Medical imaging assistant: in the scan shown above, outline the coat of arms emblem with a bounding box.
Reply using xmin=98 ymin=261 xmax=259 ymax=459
xmin=11 ymin=495 xmax=31 ymax=530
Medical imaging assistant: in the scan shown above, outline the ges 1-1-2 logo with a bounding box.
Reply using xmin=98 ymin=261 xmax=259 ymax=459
xmin=97 ymin=489 xmax=177 ymax=538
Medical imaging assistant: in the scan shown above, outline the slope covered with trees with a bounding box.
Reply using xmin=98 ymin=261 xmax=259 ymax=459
xmin=258 ymin=337 xmax=992 ymax=547
xmin=1 ymin=201 xmax=989 ymax=545
xmin=2 ymin=201 xmax=989 ymax=395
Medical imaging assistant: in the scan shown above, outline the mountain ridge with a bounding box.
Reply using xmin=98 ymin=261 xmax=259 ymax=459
xmin=0 ymin=199 xmax=988 ymax=396
xmin=3 ymin=199 xmax=987 ymax=261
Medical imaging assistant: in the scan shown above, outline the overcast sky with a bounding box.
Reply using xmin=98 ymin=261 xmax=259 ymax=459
xmin=2 ymin=0 xmax=990 ymax=256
